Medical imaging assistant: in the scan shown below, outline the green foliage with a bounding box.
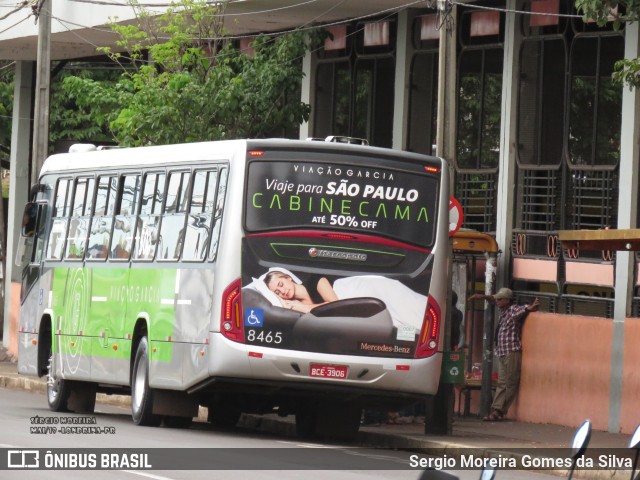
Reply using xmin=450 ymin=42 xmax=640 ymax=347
xmin=457 ymin=72 xmax=502 ymax=170
xmin=575 ymin=0 xmax=640 ymax=88
xmin=62 ymin=0 xmax=322 ymax=146
xmin=0 ymin=62 xmax=13 ymax=163
xmin=50 ymin=68 xmax=121 ymax=146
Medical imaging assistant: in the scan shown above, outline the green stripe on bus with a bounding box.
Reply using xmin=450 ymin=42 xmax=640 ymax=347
xmin=51 ymin=266 xmax=179 ymax=362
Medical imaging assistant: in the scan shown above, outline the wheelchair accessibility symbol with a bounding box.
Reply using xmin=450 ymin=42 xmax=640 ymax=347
xmin=244 ymin=308 xmax=264 ymax=327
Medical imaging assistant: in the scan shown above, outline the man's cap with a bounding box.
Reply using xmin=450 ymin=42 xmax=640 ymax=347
xmin=493 ymin=288 xmax=513 ymax=301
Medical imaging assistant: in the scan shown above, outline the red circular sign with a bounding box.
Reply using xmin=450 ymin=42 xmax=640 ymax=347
xmin=449 ymin=196 xmax=464 ymax=236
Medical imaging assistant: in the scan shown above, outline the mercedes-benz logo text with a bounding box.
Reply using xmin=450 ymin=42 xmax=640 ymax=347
xmin=308 ymin=248 xmax=367 ymax=262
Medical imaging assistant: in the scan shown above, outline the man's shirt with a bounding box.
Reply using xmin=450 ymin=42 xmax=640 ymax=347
xmin=494 ymin=303 xmax=529 ymax=357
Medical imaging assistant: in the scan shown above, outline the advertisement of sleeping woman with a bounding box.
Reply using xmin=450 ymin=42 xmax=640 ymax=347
xmin=241 ymin=267 xmax=431 ymax=358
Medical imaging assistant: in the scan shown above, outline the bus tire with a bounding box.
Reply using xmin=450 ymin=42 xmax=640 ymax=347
xmin=163 ymin=416 xmax=193 ymax=429
xmin=47 ymin=354 xmax=71 ymax=412
xmin=296 ymin=403 xmax=361 ymax=441
xmin=317 ymin=403 xmax=361 ymax=441
xmin=66 ymin=381 xmax=97 ymax=414
xmin=131 ymin=337 xmax=161 ymax=426
xmin=295 ymin=408 xmax=318 ymax=439
xmin=208 ymin=406 xmax=241 ymax=428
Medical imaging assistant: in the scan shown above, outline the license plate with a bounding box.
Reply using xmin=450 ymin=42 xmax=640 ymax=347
xmin=309 ymin=364 xmax=348 ymax=379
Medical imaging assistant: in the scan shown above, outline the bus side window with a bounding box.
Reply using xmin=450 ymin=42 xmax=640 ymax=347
xmin=158 ymin=171 xmax=189 ymax=261
xmin=182 ymin=169 xmax=217 ymax=262
xmin=208 ymin=167 xmax=227 ymax=262
xmin=134 ymin=172 xmax=165 ymax=261
xmin=64 ymin=177 xmax=95 ymax=260
xmin=45 ymin=178 xmax=72 ymax=261
xmin=87 ymin=176 xmax=117 ymax=260
xmin=110 ymin=174 xmax=141 ymax=261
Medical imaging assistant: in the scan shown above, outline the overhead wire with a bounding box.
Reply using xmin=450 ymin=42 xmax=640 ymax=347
xmin=0 ymin=0 xmax=31 ymax=21
xmin=10 ymin=0 xmax=590 ymax=72
xmin=49 ymin=0 xmax=432 ymax=72
xmin=66 ymin=0 xmax=245 ymax=7
xmin=0 ymin=61 xmax=16 ymax=72
xmin=0 ymin=12 xmax=31 ymax=35
xmin=51 ymin=0 xmax=432 ymax=43
xmin=67 ymin=0 xmax=326 ymax=19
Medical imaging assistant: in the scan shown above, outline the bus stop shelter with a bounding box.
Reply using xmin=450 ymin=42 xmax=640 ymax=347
xmin=452 ymin=231 xmax=500 ymax=418
xmin=428 ymin=230 xmax=499 ymax=434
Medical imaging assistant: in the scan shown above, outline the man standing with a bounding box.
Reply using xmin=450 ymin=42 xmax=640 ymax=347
xmin=468 ymin=288 xmax=540 ymax=421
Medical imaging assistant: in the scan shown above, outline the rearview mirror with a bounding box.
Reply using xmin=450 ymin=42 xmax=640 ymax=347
xmin=480 ymin=468 xmax=496 ymax=480
xmin=21 ymin=202 xmax=38 ymax=238
xmin=630 ymin=424 xmax=640 ymax=450
xmin=571 ymin=419 xmax=592 ymax=460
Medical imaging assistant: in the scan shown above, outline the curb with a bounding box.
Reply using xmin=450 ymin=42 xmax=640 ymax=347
xmin=0 ymin=370 xmax=132 ymax=407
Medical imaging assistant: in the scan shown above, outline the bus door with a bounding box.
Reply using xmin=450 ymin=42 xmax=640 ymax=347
xmin=18 ymin=198 xmax=49 ymax=305
xmin=17 ymin=195 xmax=50 ymax=376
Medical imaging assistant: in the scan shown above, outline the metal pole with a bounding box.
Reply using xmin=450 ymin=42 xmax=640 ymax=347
xmin=465 ymin=255 xmax=476 ymax=415
xmin=32 ymin=0 xmax=51 ymax=186
xmin=480 ymin=251 xmax=497 ymax=417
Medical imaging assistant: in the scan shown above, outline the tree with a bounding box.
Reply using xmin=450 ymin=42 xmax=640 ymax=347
xmin=49 ymin=67 xmax=119 ymax=148
xmin=0 ymin=62 xmax=13 ymax=165
xmin=575 ymin=0 xmax=640 ymax=88
xmin=61 ymin=0 xmax=323 ymax=146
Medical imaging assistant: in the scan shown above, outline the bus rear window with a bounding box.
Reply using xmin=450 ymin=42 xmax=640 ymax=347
xmin=245 ymin=160 xmax=439 ymax=248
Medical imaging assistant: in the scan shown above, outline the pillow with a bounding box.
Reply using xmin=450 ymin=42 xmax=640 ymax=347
xmin=258 ymin=267 xmax=302 ymax=284
xmin=245 ymin=277 xmax=284 ymax=307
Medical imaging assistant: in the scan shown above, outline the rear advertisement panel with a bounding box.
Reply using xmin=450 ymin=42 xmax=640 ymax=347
xmin=242 ymin=158 xmax=439 ymax=358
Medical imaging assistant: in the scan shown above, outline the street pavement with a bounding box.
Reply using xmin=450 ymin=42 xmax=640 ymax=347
xmin=0 ymin=347 xmax=635 ymax=479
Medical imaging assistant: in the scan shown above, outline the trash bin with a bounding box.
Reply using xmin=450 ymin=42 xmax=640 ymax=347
xmin=440 ymin=351 xmax=466 ymax=384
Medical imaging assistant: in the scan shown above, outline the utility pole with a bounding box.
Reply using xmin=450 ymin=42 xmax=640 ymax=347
xmin=32 ymin=0 xmax=51 ymax=186
xmin=424 ymin=1 xmax=458 ymax=436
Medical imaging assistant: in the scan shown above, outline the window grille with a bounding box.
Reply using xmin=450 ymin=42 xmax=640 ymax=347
xmin=455 ymin=171 xmax=497 ymax=234
xmin=562 ymin=294 xmax=614 ymax=318
xmin=567 ymin=169 xmax=618 ymax=230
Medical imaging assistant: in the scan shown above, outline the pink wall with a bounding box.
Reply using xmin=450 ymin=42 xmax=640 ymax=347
xmin=621 ymin=319 xmax=640 ymax=434
xmin=515 ymin=313 xmax=612 ymax=430
xmin=514 ymin=312 xmax=640 ymax=434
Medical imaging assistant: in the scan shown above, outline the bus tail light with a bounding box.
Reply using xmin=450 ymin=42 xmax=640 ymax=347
xmin=415 ymin=295 xmax=441 ymax=358
xmin=221 ymin=279 xmax=245 ymax=343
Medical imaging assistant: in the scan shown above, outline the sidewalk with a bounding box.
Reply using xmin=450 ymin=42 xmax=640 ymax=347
xmin=0 ymin=349 xmax=634 ymax=479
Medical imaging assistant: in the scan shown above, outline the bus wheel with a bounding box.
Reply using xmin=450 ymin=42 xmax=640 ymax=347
xmin=318 ymin=403 xmax=361 ymax=441
xmin=67 ymin=381 xmax=97 ymax=413
xmin=131 ymin=337 xmax=162 ymax=426
xmin=208 ymin=406 xmax=241 ymax=428
xmin=163 ymin=416 xmax=193 ymax=429
xmin=296 ymin=403 xmax=361 ymax=441
xmin=47 ymin=354 xmax=70 ymax=412
xmin=295 ymin=408 xmax=318 ymax=439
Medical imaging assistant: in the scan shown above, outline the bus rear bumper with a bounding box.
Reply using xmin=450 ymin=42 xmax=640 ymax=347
xmin=200 ymin=332 xmax=441 ymax=406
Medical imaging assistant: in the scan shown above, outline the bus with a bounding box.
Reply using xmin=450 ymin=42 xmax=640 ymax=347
xmin=17 ymin=138 xmax=450 ymax=439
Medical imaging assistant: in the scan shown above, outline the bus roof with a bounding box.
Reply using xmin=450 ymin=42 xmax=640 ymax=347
xmin=39 ymin=138 xmax=443 ymax=177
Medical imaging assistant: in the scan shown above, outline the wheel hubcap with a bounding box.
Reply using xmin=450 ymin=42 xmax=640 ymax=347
xmin=133 ymin=355 xmax=146 ymax=412
xmin=47 ymin=355 xmax=60 ymax=404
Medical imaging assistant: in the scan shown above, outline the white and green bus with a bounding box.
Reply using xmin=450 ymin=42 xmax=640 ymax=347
xmin=17 ymin=138 xmax=450 ymax=438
